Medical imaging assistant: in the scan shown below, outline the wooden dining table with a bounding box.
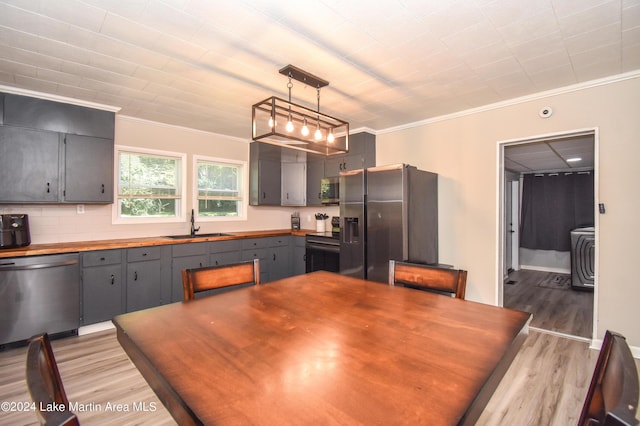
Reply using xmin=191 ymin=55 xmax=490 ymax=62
xmin=113 ymin=271 xmax=531 ymax=426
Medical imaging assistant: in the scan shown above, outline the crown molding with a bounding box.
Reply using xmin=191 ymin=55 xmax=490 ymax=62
xmin=0 ymin=84 xmax=121 ymax=112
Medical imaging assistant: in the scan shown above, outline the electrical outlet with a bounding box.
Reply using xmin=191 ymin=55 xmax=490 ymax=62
xmin=77 ymin=204 xmax=85 ymax=214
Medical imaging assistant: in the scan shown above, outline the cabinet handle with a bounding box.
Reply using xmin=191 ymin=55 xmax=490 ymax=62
xmin=142 ymin=253 xmax=147 ymax=257
xmin=303 ymin=254 xmax=307 ymax=261
xmin=262 ymin=192 xmax=266 ymax=199
xmin=215 ymin=260 xmax=219 ymax=265
xmin=199 ymin=262 xmax=203 ymax=267
xmin=273 ymin=253 xmax=276 ymax=261
xmin=101 ymin=184 xmax=105 ymax=194
xmin=134 ymin=271 xmax=138 ymax=281
xmin=110 ymin=274 xmax=115 ymax=285
xmin=100 ymin=257 xmax=105 ymax=261
xmin=46 ymin=182 xmax=50 ymax=193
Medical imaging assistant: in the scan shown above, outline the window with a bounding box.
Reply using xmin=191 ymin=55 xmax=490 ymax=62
xmin=115 ymin=146 xmax=186 ymax=222
xmin=194 ymin=156 xmax=245 ymax=220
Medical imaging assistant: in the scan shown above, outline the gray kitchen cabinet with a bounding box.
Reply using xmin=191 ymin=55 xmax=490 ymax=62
xmin=209 ymin=240 xmax=242 ymax=267
xmin=265 ymin=236 xmax=291 ymax=282
xmin=81 ymin=249 xmax=124 ymax=325
xmin=0 ymin=92 xmax=115 ymax=204
xmin=306 ymin=154 xmax=325 ymax=206
xmin=3 ymin=93 xmax=115 ymax=139
xmin=241 ymin=238 xmax=269 ymax=283
xmin=0 ymin=126 xmax=60 ymax=203
xmin=324 ymin=132 xmax=376 ymax=177
xmin=281 ymin=162 xmax=306 ymax=206
xmin=126 ymin=247 xmax=163 ymax=312
xmin=250 ymin=142 xmax=281 ymax=206
xmin=170 ymin=242 xmax=209 ymax=302
xmin=291 ymin=236 xmax=306 ymax=276
xmin=63 ymin=134 xmax=114 ymax=203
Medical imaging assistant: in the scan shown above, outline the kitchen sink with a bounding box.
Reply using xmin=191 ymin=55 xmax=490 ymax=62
xmin=164 ymin=233 xmax=234 ymax=239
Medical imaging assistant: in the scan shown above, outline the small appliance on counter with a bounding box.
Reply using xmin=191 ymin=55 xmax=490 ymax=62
xmin=331 ymin=216 xmax=340 ymax=235
xmin=291 ymin=212 xmax=300 ymax=230
xmin=0 ymin=214 xmax=31 ymax=249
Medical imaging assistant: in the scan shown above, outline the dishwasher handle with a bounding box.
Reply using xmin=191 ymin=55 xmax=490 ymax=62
xmin=0 ymin=259 xmax=78 ymax=271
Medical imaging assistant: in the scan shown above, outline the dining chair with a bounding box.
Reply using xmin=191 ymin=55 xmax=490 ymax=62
xmin=578 ymin=330 xmax=639 ymax=426
xmin=182 ymin=258 xmax=260 ymax=301
xmin=26 ymin=333 xmax=80 ymax=426
xmin=388 ymin=260 xmax=467 ymax=299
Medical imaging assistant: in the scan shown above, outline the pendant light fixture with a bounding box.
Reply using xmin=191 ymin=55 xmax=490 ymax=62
xmin=252 ymin=65 xmax=349 ymax=156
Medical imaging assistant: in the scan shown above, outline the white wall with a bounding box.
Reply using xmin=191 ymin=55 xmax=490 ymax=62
xmin=376 ymin=75 xmax=640 ymax=347
xmin=0 ymin=116 xmax=338 ymax=243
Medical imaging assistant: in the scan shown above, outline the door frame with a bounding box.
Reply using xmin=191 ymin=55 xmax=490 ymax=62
xmin=496 ymin=127 xmax=599 ymax=341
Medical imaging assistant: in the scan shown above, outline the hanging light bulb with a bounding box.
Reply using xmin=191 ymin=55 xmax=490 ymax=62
xmin=286 ymin=113 xmax=294 ymax=132
xmin=301 ymin=118 xmax=309 ymax=136
xmin=327 ymin=129 xmax=334 ymax=143
xmin=268 ymin=116 xmax=275 ymax=128
xmin=314 ymin=123 xmax=323 ymax=140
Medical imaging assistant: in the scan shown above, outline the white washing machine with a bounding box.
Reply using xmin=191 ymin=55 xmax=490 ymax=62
xmin=570 ymin=227 xmax=595 ymax=290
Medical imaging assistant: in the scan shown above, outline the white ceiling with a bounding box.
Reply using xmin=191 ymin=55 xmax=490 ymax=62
xmin=504 ymin=133 xmax=595 ymax=173
xmin=0 ymin=0 xmax=638 ymax=168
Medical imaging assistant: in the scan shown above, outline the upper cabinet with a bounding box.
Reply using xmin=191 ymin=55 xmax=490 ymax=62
xmin=3 ymin=94 xmax=114 ymax=139
xmin=0 ymin=93 xmax=115 ymax=204
xmin=249 ymin=142 xmax=282 ymax=206
xmin=250 ymin=132 xmax=375 ymax=207
xmin=323 ymin=132 xmax=376 ymax=177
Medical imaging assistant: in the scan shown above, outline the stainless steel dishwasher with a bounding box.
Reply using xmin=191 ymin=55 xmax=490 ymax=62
xmin=0 ymin=253 xmax=80 ymax=346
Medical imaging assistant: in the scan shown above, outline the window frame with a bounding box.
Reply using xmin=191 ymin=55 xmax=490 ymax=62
xmin=192 ymin=155 xmax=247 ymax=222
xmin=112 ymin=145 xmax=187 ymax=224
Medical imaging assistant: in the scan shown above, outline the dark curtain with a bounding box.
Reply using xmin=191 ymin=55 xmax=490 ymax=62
xmin=520 ymin=172 xmax=594 ymax=251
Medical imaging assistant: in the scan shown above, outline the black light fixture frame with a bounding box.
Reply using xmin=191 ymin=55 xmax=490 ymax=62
xmin=252 ymin=65 xmax=349 ymax=156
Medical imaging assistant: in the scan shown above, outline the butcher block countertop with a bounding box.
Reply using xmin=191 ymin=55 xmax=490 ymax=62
xmin=0 ymin=229 xmax=313 ymax=258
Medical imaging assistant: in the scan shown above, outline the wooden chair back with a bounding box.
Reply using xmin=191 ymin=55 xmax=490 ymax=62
xmin=26 ymin=333 xmax=80 ymax=426
xmin=388 ymin=260 xmax=467 ymax=299
xmin=182 ymin=259 xmax=260 ymax=301
xmin=579 ymin=330 xmax=639 ymax=426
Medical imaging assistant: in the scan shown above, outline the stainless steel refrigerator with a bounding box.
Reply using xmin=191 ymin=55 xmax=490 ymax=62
xmin=339 ymin=164 xmax=438 ymax=283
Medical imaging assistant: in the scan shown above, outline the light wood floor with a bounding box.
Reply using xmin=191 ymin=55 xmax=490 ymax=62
xmin=2 ymin=327 xmax=638 ymax=425
xmin=504 ymin=269 xmax=594 ymax=338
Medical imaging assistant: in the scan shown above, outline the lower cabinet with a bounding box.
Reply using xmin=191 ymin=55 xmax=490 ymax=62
xmin=170 ymin=242 xmax=209 ymax=303
xmin=266 ymin=236 xmax=291 ymax=281
xmin=126 ymin=247 xmax=163 ymax=312
xmin=81 ymin=235 xmax=300 ymax=324
xmin=81 ymin=249 xmax=124 ymax=325
xmin=291 ymin=236 xmax=306 ymax=276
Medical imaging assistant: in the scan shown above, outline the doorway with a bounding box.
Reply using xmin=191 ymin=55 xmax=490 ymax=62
xmin=498 ymin=129 xmax=597 ymax=340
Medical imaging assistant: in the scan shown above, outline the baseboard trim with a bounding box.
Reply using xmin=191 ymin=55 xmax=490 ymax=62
xmin=520 ymin=265 xmax=571 ymax=274
xmin=78 ymin=321 xmax=115 ymax=336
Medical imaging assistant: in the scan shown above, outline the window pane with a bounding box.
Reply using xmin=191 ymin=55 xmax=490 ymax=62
xmin=120 ymin=198 xmax=178 ymax=217
xmin=198 ymin=200 xmax=239 ymax=217
xmin=118 ymin=151 xmax=182 ymax=218
xmin=196 ymin=160 xmax=243 ymax=217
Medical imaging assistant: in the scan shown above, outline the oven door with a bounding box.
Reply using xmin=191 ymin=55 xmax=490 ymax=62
xmin=305 ymin=238 xmax=340 ymax=273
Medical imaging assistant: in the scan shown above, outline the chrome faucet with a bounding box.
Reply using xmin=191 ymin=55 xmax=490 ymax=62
xmin=190 ymin=209 xmax=200 ymax=237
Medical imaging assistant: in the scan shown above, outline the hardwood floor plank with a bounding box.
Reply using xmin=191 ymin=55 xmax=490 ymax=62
xmin=504 ymin=269 xmax=593 ymax=338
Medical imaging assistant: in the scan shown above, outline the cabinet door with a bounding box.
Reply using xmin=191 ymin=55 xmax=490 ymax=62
xmin=257 ymin=159 xmax=281 ymax=205
xmin=324 ymin=155 xmax=346 ymax=178
xmin=306 ymin=156 xmax=325 ymax=206
xmin=268 ymin=245 xmax=291 ymax=282
xmin=292 ymin=236 xmax=306 ymax=276
xmin=0 ymin=126 xmax=59 ymax=202
xmin=281 ymin=162 xmax=306 ymax=206
xmin=126 ymin=260 xmax=162 ymax=312
xmin=63 ymin=134 xmax=114 ymax=203
xmin=82 ymin=264 xmax=123 ymax=324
